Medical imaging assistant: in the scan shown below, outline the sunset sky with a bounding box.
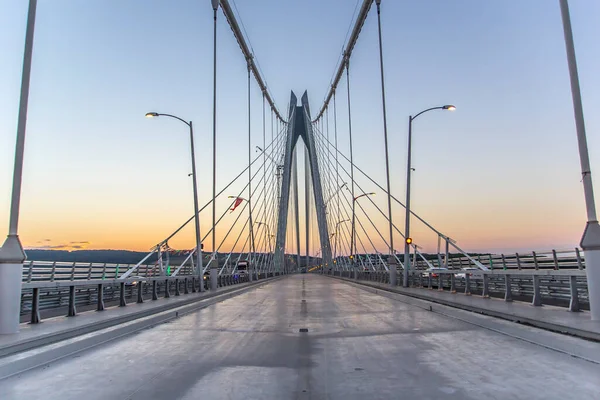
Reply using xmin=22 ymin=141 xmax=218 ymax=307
xmin=1 ymin=1 xmax=599 ymax=256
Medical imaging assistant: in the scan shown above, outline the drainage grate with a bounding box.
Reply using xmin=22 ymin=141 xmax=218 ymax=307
xmin=299 ymin=328 xmax=309 ymax=333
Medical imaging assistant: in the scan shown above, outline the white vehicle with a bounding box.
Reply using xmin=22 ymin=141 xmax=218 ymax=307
xmin=421 ymin=267 xmax=449 ymax=278
xmin=456 ymin=267 xmax=479 ymax=279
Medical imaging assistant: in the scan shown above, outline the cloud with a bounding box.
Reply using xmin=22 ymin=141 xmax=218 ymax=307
xmin=69 ymin=241 xmax=90 ymax=245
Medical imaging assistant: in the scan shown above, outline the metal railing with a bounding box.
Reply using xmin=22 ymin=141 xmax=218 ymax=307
xmin=20 ymin=260 xmax=282 ymax=324
xmin=330 ymin=266 xmax=588 ymax=312
xmin=20 ymin=260 xmax=188 ymax=283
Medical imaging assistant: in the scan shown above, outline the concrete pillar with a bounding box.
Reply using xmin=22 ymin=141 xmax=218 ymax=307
xmin=210 ymin=266 xmax=218 ymax=291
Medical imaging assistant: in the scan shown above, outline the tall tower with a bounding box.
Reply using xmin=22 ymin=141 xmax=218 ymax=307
xmin=274 ymin=91 xmax=332 ymax=271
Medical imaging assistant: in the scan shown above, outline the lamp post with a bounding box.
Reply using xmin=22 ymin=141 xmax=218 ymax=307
xmin=351 ymin=192 xmax=375 ymax=269
xmin=228 ymin=195 xmax=255 ymax=280
xmin=403 ymin=105 xmax=455 ymax=287
xmin=145 ymin=112 xmax=204 ymax=291
xmin=256 ymin=221 xmax=273 ymax=272
xmin=559 ymin=0 xmax=600 ymax=320
xmin=334 ymin=219 xmax=350 ymax=271
xmin=0 ymin=0 xmax=37 ymax=334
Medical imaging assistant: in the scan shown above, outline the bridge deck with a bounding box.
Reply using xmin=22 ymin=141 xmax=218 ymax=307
xmin=0 ymin=275 xmax=598 ymax=399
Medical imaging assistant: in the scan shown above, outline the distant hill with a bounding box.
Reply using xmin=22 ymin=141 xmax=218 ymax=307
xmin=24 ymin=250 xmax=158 ymax=264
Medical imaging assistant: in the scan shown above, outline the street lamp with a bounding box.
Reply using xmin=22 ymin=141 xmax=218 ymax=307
xmin=0 ymin=0 xmax=37 ymax=334
xmin=228 ymin=195 xmax=255 ymax=280
xmin=334 ymin=219 xmax=350 ymax=268
xmin=145 ymin=112 xmax=205 ymax=291
xmin=403 ymin=104 xmax=455 ymax=287
xmin=255 ymin=221 xmax=273 ymax=272
xmin=351 ymin=192 xmax=375 ymax=266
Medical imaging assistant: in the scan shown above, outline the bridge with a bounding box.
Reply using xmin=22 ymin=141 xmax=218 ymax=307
xmin=0 ymin=0 xmax=599 ymax=398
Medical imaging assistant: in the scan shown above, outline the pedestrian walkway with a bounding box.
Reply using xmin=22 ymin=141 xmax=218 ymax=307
xmin=330 ymin=275 xmax=600 ymax=341
xmin=0 ymin=278 xmax=277 ymax=358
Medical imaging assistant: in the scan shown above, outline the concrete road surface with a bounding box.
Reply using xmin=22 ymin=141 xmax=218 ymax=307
xmin=0 ymin=274 xmax=598 ymax=399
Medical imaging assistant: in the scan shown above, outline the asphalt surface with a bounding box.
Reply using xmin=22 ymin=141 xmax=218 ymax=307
xmin=0 ymin=274 xmax=598 ymax=400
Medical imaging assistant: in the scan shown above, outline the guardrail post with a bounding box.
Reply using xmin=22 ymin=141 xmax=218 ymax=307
xmin=152 ymin=280 xmax=158 ymax=300
xmin=428 ymin=273 xmax=433 ymax=289
xmin=191 ymin=277 xmax=197 ymax=292
xmin=532 ymin=275 xmax=542 ymax=306
xmin=210 ymin=267 xmax=218 ymax=291
xmin=27 ymin=261 xmax=33 ymax=283
xmin=184 ymin=278 xmax=190 ymax=294
xmin=70 ymin=262 xmax=76 ymax=281
xmin=532 ymin=251 xmax=539 ymax=270
xmin=569 ymin=275 xmax=580 ymax=312
xmin=30 ymin=287 xmax=41 ymax=324
xmin=418 ymin=272 xmax=423 ymax=288
xmin=464 ymin=273 xmax=471 ymax=296
xmin=516 ymin=253 xmax=522 ymax=270
xmin=97 ymin=284 xmax=105 ymax=311
xmin=119 ymin=282 xmax=127 ymax=307
xmin=575 ymin=248 xmax=583 ymax=270
xmin=482 ymin=274 xmax=489 ymax=298
xmin=164 ymin=279 xmax=171 ymax=298
xmin=501 ymin=254 xmax=507 ymax=270
xmin=101 ymin=263 xmax=107 ymax=280
xmin=438 ymin=274 xmax=443 ymax=291
xmin=504 ymin=275 xmax=512 ymax=302
xmin=552 ymin=249 xmax=559 ymax=270
xmin=68 ymin=285 xmax=77 ymax=316
xmin=137 ymin=281 xmax=144 ymax=304
xmin=450 ymin=273 xmax=456 ymax=293
xmin=175 ymin=279 xmax=181 ymax=296
xmin=87 ymin=263 xmax=93 ymax=280
xmin=50 ymin=261 xmax=56 ymax=282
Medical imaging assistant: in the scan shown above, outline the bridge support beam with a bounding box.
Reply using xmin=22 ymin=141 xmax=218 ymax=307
xmin=0 ymin=235 xmax=25 ymax=334
xmin=274 ymin=92 xmax=332 ymax=272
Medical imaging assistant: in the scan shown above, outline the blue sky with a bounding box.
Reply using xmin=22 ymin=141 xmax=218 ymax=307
xmin=1 ymin=0 xmax=599 ymax=254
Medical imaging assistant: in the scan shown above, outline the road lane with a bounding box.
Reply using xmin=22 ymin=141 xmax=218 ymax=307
xmin=0 ymin=274 xmax=598 ymax=399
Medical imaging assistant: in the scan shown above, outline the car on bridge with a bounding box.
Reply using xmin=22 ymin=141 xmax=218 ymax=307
xmin=233 ymin=260 xmax=250 ymax=280
xmin=456 ymin=267 xmax=479 ymax=279
xmin=421 ymin=267 xmax=449 ymax=278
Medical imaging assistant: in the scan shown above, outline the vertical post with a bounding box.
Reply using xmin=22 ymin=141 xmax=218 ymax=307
xmin=532 ymin=275 xmax=542 ymax=306
xmin=189 ymin=121 xmax=204 ymax=292
xmin=559 ymin=0 xmax=600 ymax=320
xmin=210 ymin=266 xmax=218 ymax=291
xmin=293 ymin=148 xmax=301 ymax=270
xmin=211 ymin=0 xmax=218 ymax=274
xmin=97 ymin=284 xmax=105 ymax=311
xmin=403 ymin=116 xmax=413 ymax=287
xmin=247 ymin=61 xmax=255 ymax=281
xmin=119 ymin=282 xmax=126 ymax=307
xmin=137 ymin=281 xmax=144 ymax=304
xmin=334 ymin=92 xmax=340 ymax=271
xmin=0 ymin=0 xmax=37 ymax=334
xmin=346 ymin=58 xmax=356 ymax=273
xmin=305 ymin=146 xmax=310 ymax=271
xmin=575 ymin=248 xmax=583 ymax=270
xmin=569 ymin=275 xmax=580 ymax=312
xmin=374 ymin=0 xmax=396 ymax=287
xmin=30 ymin=287 xmax=40 ymax=324
xmin=262 ymin=93 xmax=266 ymax=274
xmin=68 ymin=285 xmax=77 ymax=316
xmin=482 ymin=274 xmax=489 ymax=298
xmin=504 ymin=275 xmax=512 ymax=302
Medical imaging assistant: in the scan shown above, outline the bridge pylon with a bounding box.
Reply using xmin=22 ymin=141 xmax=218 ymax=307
xmin=274 ymin=91 xmax=332 ymax=272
